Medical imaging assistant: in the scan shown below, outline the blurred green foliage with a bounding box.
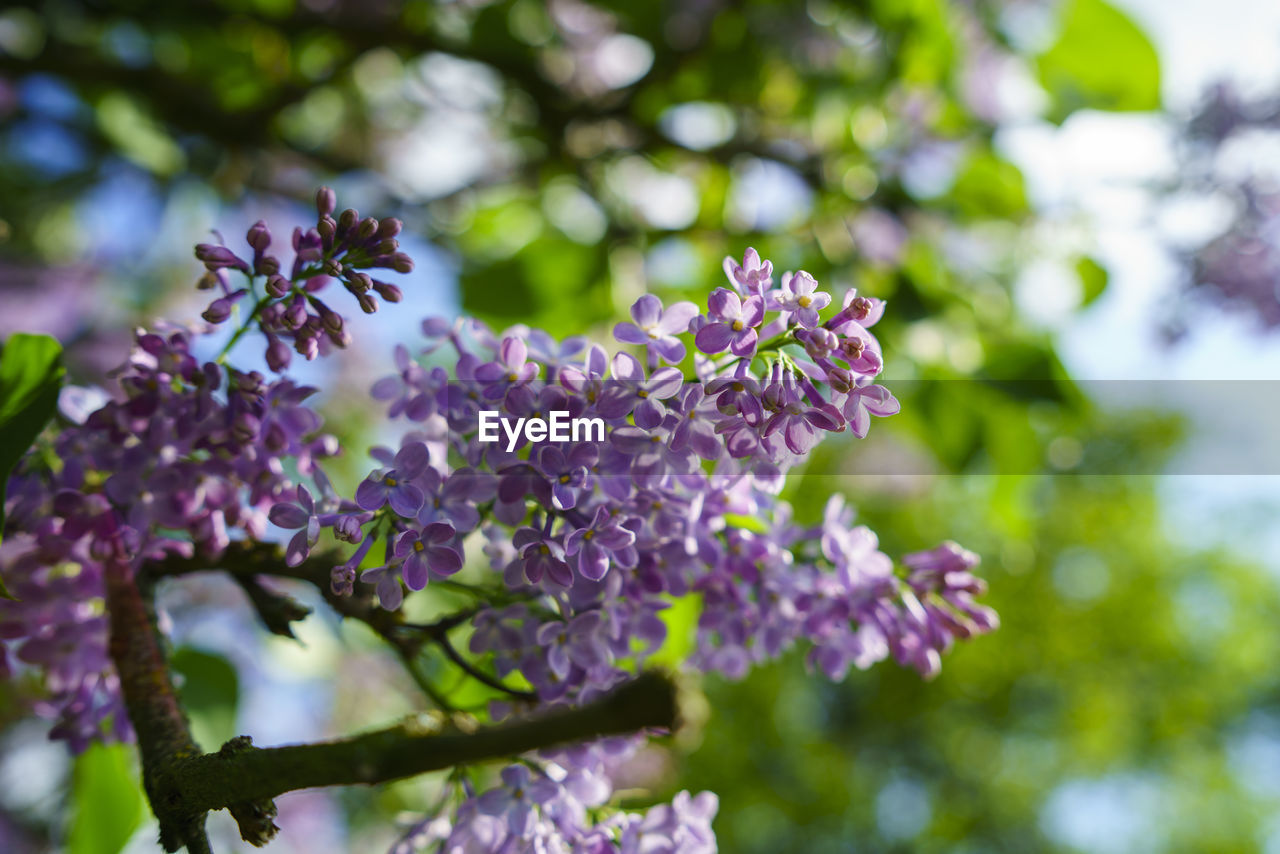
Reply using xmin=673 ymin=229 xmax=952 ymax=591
xmin=5 ymin=1 xmax=1275 ymax=853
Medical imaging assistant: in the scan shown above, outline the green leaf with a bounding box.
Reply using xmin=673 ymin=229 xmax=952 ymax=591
xmin=169 ymin=647 xmax=240 ymax=751
xmin=67 ymin=743 xmax=144 ymax=854
xmin=1037 ymin=0 xmax=1161 ymax=122
xmin=1076 ymin=256 xmax=1109 ymax=306
xmin=649 ymin=594 xmax=700 ymax=671
xmin=0 ymin=333 xmax=65 ymax=599
xmin=951 ymin=151 xmax=1028 ymax=219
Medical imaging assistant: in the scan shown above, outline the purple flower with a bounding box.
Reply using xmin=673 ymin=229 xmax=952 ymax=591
xmin=596 ymin=352 xmax=684 ymax=429
xmin=613 ymin=294 xmax=700 ymax=364
xmin=534 ymin=444 xmax=596 ymax=510
xmin=837 ymin=384 xmax=900 ymax=438
xmin=371 ymin=344 xmax=436 ymax=421
xmin=704 ymin=374 xmax=765 ymax=425
xmin=508 ymin=527 xmax=573 ymax=587
xmin=667 ymin=385 xmax=723 ymax=460
xmin=770 ymin=271 xmax=831 ymax=327
xmin=417 ymin=466 xmax=482 ymax=532
xmin=535 ymin=611 xmax=612 ymax=678
xmin=267 ymin=484 xmax=320 ymax=566
xmin=477 ymin=765 xmax=559 ymax=837
xmin=474 ymin=336 xmax=539 ymax=400
xmin=393 ymin=523 xmax=462 ymax=590
xmin=694 ymin=289 xmax=765 ymax=357
xmin=611 ymin=418 xmax=698 ymax=478
xmin=565 ymin=507 xmax=638 ymax=581
xmin=355 ymin=442 xmax=430 ymax=516
xmin=359 ymin=564 xmax=404 ymax=610
xmin=722 ymin=247 xmax=773 ymax=296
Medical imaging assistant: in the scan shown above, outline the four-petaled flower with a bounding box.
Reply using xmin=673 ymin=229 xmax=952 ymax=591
xmin=837 ymin=384 xmax=900 ymax=438
xmin=770 ymin=271 xmax=831 ymax=328
xmin=565 ymin=507 xmax=637 ymax=581
xmin=509 ymin=527 xmax=573 ymax=587
xmin=477 ymin=765 xmax=560 ymax=837
xmin=355 ymin=442 xmax=430 ymax=516
xmin=394 ymin=522 xmax=462 ymax=590
xmin=534 ymin=611 xmax=612 ymax=679
xmin=268 ymin=484 xmax=320 ymax=566
xmin=475 ymin=336 xmax=539 ymax=400
xmin=613 ymin=294 xmax=700 ymax=364
xmin=695 ymin=288 xmax=765 ymax=357
xmin=722 ymin=247 xmax=773 ymax=296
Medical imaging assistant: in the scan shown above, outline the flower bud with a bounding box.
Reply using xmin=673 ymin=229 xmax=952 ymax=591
xmin=317 ymin=215 xmax=336 ymax=244
xmin=265 ymin=335 xmax=292 ymax=373
xmin=327 ymin=326 xmax=352 ymax=348
xmin=801 ymin=327 xmax=838 ymax=360
xmin=265 ymin=274 xmax=290 ymax=298
xmin=357 ymin=217 xmax=379 ymax=240
xmin=314 ymin=299 xmax=344 ymax=332
xmin=194 ymin=243 xmax=249 ymax=272
xmin=283 ymin=295 xmax=308 ymax=330
xmin=376 ymin=238 xmax=398 ymax=255
xmin=231 ymin=412 xmax=261 ymax=444
xmin=316 ymin=186 xmax=336 ymax=217
xmin=323 ymin=258 xmax=344 ymax=277
xmin=202 ymin=297 xmax=233 ymax=324
xmin=256 ymin=255 xmax=280 ymax=276
xmin=826 ymin=366 xmax=855 ymax=394
xmin=345 ymin=272 xmax=372 ymax=293
xmin=246 ymin=220 xmax=271 ymax=252
xmin=196 ymin=271 xmax=220 ymax=290
xmin=294 ymin=329 xmax=320 ymax=361
xmin=376 ymin=217 xmax=402 ymax=239
xmin=391 ymin=252 xmax=414 ymax=274
xmin=334 ymin=515 xmax=363 ymax=543
xmin=372 ymin=280 xmax=402 ymax=303
xmin=357 ymin=292 xmax=379 ymax=314
xmin=338 ymin=208 xmax=359 ymax=233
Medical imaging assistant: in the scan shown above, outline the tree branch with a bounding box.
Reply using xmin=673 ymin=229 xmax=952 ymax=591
xmin=166 ymin=671 xmax=676 ymax=816
xmin=104 ymin=553 xmax=214 ymax=851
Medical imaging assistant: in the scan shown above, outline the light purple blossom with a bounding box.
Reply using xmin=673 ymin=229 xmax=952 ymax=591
xmin=355 ymin=442 xmax=431 ymax=517
xmin=722 ymin=247 xmax=773 ymax=296
xmin=770 ymin=271 xmax=831 ymax=328
xmin=613 ymin=295 xmax=700 ymax=364
xmin=694 ymin=288 xmax=765 ymax=357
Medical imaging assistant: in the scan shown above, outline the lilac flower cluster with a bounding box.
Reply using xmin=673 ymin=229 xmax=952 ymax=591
xmin=279 ymin=247 xmax=995 ymax=848
xmin=0 ymin=195 xmax=996 ymax=852
xmin=1 ymin=191 xmax=399 ymax=750
xmin=309 ymin=248 xmax=990 ymax=699
xmin=194 ymin=187 xmax=413 ymax=370
xmin=392 ymin=739 xmax=717 ymax=854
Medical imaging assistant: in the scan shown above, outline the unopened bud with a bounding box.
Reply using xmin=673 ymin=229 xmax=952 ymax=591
xmin=376 ymin=217 xmax=402 ymax=239
xmin=264 ymin=274 xmax=290 ymax=298
xmin=202 ymin=297 xmax=233 ymax=324
xmin=317 ymin=215 xmax=336 ymax=244
xmin=376 ymin=238 xmax=398 ymax=255
xmin=391 ymin=252 xmax=414 ymax=274
xmin=323 ymin=258 xmax=344 ymax=277
xmin=246 ymin=220 xmax=271 ymax=252
xmin=372 ymin=281 xmax=402 ymax=303
xmin=338 ymin=208 xmax=359 ymax=233
xmin=357 ymin=217 xmax=379 ymax=240
xmin=357 ymin=292 xmax=379 ymax=314
xmin=265 ymin=335 xmax=292 ymax=373
xmin=316 ymin=186 xmax=336 ymax=217
xmin=197 ymin=271 xmax=219 ymax=290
